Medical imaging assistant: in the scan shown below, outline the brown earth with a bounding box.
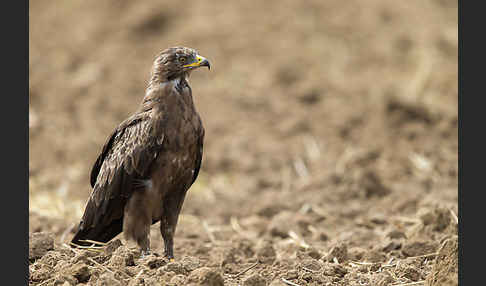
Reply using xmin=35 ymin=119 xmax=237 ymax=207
xmin=29 ymin=1 xmax=458 ymax=285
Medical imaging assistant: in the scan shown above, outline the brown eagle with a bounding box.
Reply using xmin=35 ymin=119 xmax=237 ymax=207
xmin=71 ymin=47 xmax=210 ymax=259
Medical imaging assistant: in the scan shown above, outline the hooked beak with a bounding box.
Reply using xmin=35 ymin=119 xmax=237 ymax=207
xmin=184 ymin=55 xmax=211 ymax=70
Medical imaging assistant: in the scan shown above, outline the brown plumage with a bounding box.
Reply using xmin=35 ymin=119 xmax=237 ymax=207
xmin=71 ymin=47 xmax=210 ymax=258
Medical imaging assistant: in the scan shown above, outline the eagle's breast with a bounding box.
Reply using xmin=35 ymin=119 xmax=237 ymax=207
xmin=149 ymin=77 xmax=203 ymax=192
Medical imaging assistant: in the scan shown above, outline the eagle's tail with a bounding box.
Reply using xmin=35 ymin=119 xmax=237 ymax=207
xmin=71 ymin=218 xmax=123 ymax=247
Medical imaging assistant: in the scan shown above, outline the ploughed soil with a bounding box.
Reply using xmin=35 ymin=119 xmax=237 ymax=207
xmin=29 ymin=0 xmax=458 ymax=285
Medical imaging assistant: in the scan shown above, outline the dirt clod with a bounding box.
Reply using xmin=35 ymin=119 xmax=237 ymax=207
xmin=387 ymin=230 xmax=407 ymax=240
xmin=70 ymin=262 xmax=91 ymax=283
xmin=325 ymin=242 xmax=348 ymax=263
xmin=146 ymin=257 xmax=167 ymax=269
xmin=300 ymin=258 xmax=322 ymax=272
xmin=97 ymin=272 xmax=121 ymax=286
xmin=29 ymin=232 xmax=54 ymax=261
xmin=323 ymin=264 xmax=348 ymax=278
xmin=110 ymin=245 xmax=135 ymax=267
xmin=104 ymin=239 xmax=123 ymax=255
xmin=162 ymin=261 xmax=188 ymax=275
xmin=53 ymin=274 xmax=77 ymax=286
xmin=243 ymin=274 xmax=267 ymax=286
xmin=170 ymin=274 xmax=187 ymax=285
xmin=187 ymin=267 xmax=224 ymax=286
xmin=256 ymin=241 xmax=276 ymax=264
xmin=181 ymin=256 xmax=201 ymax=272
xmin=402 ymin=240 xmax=439 ymax=257
xmin=426 ymin=236 xmax=458 ymax=286
xmin=362 ymin=171 xmax=392 ymax=198
xmin=382 ymin=241 xmax=402 ymax=252
xmin=268 ymin=279 xmax=286 ymax=286
xmin=401 ymin=266 xmax=422 ymax=281
xmin=268 ymin=212 xmax=294 ymax=238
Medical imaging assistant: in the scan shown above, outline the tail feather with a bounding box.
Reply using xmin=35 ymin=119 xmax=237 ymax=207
xmin=71 ymin=218 xmax=123 ymax=247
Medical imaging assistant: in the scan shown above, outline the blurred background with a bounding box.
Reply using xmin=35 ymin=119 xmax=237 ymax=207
xmin=29 ymin=0 xmax=457 ymax=284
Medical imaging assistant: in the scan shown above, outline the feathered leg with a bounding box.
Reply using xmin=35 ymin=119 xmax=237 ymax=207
xmin=160 ymin=189 xmax=188 ymax=259
xmin=124 ymin=191 xmax=152 ymax=257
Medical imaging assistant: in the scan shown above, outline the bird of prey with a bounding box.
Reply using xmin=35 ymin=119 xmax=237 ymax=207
xmin=71 ymin=47 xmax=210 ymax=259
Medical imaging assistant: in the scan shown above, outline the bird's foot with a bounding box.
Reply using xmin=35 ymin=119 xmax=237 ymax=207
xmin=140 ymin=249 xmax=151 ymax=259
xmin=164 ymin=251 xmax=175 ymax=262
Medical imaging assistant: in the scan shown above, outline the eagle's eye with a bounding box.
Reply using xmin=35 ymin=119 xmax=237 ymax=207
xmin=179 ymin=57 xmax=187 ymax=63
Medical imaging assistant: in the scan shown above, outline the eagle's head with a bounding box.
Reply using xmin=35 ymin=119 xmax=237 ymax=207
xmin=150 ymin=47 xmax=210 ymax=83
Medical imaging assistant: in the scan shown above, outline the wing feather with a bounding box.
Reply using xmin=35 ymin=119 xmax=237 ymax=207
xmin=191 ymin=128 xmax=205 ymax=185
xmin=72 ymin=112 xmax=164 ymax=245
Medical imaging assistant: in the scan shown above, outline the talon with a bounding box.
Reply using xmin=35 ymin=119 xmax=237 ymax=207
xmin=169 ymin=258 xmax=175 ymax=262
